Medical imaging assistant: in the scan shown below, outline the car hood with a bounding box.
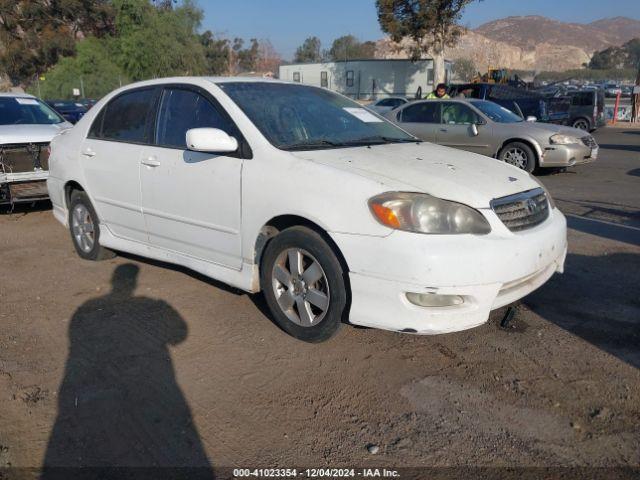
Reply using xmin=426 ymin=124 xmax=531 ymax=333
xmin=292 ymin=142 xmax=539 ymax=208
xmin=0 ymin=123 xmax=72 ymax=145
xmin=509 ymin=121 xmax=587 ymax=140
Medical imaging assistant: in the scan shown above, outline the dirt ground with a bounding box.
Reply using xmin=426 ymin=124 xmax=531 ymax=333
xmin=0 ymin=127 xmax=639 ymax=474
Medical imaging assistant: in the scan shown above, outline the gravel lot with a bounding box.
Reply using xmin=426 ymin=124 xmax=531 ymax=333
xmin=0 ymin=127 xmax=638 ymax=473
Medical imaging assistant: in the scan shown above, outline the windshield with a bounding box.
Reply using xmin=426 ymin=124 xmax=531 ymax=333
xmin=218 ymin=82 xmax=417 ymax=150
xmin=470 ymin=100 xmax=523 ymax=123
xmin=0 ymin=97 xmax=65 ymax=126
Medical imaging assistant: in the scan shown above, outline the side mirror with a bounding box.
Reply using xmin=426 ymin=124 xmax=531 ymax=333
xmin=186 ymin=128 xmax=238 ymax=153
xmin=470 ymin=123 xmax=479 ymax=136
xmin=526 ymin=116 xmax=537 ymax=123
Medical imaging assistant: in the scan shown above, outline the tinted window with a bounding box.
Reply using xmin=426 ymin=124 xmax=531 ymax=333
xmin=569 ymin=91 xmax=594 ymax=106
xmin=442 ymin=103 xmax=480 ymax=125
xmin=470 ymin=100 xmax=522 ymax=123
xmin=401 ymin=103 xmax=440 ymax=123
xmin=101 ymin=88 xmax=157 ymax=143
xmin=155 ymin=88 xmax=234 ymax=149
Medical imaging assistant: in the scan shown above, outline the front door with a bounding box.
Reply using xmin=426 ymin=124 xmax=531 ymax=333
xmin=139 ymin=86 xmax=243 ymax=269
xmin=81 ymin=87 xmax=160 ymax=243
xmin=437 ymin=102 xmax=491 ymax=156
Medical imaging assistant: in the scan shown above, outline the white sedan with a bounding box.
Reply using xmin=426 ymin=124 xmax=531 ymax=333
xmin=47 ymin=77 xmax=567 ymax=342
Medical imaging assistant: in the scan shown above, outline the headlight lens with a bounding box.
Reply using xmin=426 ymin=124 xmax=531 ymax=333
xmin=550 ymin=133 xmax=580 ymax=145
xmin=369 ymin=192 xmax=491 ymax=234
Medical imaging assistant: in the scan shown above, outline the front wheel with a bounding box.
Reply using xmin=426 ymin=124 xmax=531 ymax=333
xmin=572 ymin=118 xmax=590 ymax=131
xmin=68 ymin=190 xmax=115 ymax=261
xmin=499 ymin=142 xmax=537 ymax=173
xmin=260 ymin=226 xmax=348 ymax=343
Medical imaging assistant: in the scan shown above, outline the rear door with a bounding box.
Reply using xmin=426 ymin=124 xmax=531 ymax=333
xmin=395 ymin=102 xmax=441 ymax=142
xmin=437 ymin=102 xmax=492 ymax=156
xmin=139 ymin=85 xmax=244 ymax=269
xmin=81 ymin=87 xmax=160 ymax=243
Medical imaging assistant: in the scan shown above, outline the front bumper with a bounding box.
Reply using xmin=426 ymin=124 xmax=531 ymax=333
xmin=540 ymin=143 xmax=597 ymax=167
xmin=1 ymin=171 xmax=50 ymax=205
xmin=332 ymin=209 xmax=567 ymax=334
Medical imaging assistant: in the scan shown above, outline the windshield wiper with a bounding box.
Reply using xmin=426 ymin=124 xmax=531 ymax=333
xmin=342 ymin=135 xmax=421 ymax=146
xmin=279 ymin=139 xmax=344 ymax=151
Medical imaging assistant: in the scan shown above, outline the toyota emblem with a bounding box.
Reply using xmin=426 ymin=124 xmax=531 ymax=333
xmin=525 ymin=198 xmax=537 ymax=214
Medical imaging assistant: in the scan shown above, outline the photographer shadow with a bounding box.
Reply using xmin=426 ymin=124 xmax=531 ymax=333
xmin=41 ymin=264 xmax=214 ymax=479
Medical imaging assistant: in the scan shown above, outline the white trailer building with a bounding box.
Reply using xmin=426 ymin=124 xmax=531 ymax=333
xmin=278 ymin=59 xmax=452 ymax=100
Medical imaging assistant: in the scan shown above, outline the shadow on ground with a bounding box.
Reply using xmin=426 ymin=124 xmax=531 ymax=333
xmin=40 ymin=264 xmax=215 ymax=479
xmin=597 ymin=143 xmax=640 ymax=153
xmin=526 ymin=251 xmax=640 ymax=370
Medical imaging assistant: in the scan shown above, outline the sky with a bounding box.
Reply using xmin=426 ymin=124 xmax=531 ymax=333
xmin=198 ymin=0 xmax=640 ymax=60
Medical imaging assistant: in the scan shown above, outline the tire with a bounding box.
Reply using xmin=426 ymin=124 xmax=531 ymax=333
xmin=499 ymin=141 xmax=537 ymax=173
xmin=572 ymin=118 xmax=590 ymax=131
xmin=68 ymin=190 xmax=115 ymax=261
xmin=260 ymin=226 xmax=347 ymax=343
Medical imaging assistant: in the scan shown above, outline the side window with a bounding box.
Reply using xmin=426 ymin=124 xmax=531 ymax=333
xmin=155 ymin=88 xmax=235 ymax=149
xmin=101 ymin=88 xmax=158 ymax=143
xmin=346 ymin=70 xmax=354 ymax=87
xmin=292 ymin=72 xmax=301 ymax=83
xmin=320 ymin=71 xmax=328 ymax=88
xmin=401 ymin=103 xmax=441 ymax=123
xmin=441 ymin=103 xmax=479 ymax=125
xmin=88 ymin=107 xmax=106 ymax=138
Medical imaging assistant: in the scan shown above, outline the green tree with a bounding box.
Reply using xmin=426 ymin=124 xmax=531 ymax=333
xmin=376 ymin=0 xmax=477 ymax=84
xmin=200 ymin=31 xmax=231 ymax=75
xmin=28 ymin=37 xmax=127 ymax=99
xmin=452 ymin=57 xmax=476 ymax=81
xmin=328 ymin=35 xmax=376 ymax=61
xmin=294 ymin=36 xmax=323 ymax=63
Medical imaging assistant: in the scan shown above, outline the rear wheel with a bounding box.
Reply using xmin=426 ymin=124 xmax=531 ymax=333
xmin=572 ymin=118 xmax=590 ymax=131
xmin=68 ymin=190 xmax=115 ymax=261
xmin=260 ymin=226 xmax=347 ymax=343
xmin=499 ymin=141 xmax=537 ymax=173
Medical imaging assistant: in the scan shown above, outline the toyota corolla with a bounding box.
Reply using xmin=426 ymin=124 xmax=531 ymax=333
xmin=47 ymin=78 xmax=567 ymax=342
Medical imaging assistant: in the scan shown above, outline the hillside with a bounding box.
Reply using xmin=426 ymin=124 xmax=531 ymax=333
xmin=377 ymin=15 xmax=640 ymax=73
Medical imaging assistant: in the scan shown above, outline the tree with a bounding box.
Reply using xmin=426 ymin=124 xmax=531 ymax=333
xmin=200 ymin=31 xmax=231 ymax=75
xmin=452 ymin=57 xmax=476 ymax=81
xmin=328 ymin=35 xmax=376 ymax=61
xmin=256 ymin=40 xmax=282 ymax=73
xmin=294 ymin=36 xmax=323 ymax=63
xmin=590 ymin=38 xmax=640 ymax=70
xmin=376 ymin=0 xmax=477 ymax=84
xmin=0 ymin=0 xmax=114 ymax=86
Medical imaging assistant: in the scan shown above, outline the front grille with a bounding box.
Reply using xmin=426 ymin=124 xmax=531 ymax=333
xmin=0 ymin=142 xmax=50 ymax=173
xmin=581 ymin=136 xmax=597 ymax=148
xmin=491 ymin=188 xmax=549 ymax=232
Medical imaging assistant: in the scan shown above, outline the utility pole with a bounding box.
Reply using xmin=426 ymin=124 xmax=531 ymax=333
xmin=80 ymin=76 xmax=85 ymax=98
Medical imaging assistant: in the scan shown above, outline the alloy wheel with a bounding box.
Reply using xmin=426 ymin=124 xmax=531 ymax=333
xmin=71 ymin=204 xmax=95 ymax=253
xmin=503 ymin=148 xmax=528 ymax=170
xmin=573 ymin=120 xmax=589 ymax=131
xmin=271 ymin=248 xmax=330 ymax=327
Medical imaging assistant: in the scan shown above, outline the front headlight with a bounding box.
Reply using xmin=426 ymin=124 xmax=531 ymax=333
xmin=369 ymin=192 xmax=491 ymax=234
xmin=550 ymin=133 xmax=580 ymax=145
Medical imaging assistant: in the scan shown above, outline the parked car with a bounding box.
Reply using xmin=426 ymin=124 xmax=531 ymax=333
xmin=566 ymin=89 xmax=606 ymax=131
xmin=604 ymin=83 xmax=622 ymax=98
xmin=46 ymin=100 xmax=88 ymax=124
xmin=0 ymin=93 xmax=72 ymax=206
xmin=367 ymin=96 xmax=409 ymax=114
xmin=386 ymin=98 xmax=598 ymax=172
xmin=449 ymin=83 xmax=571 ymax=126
xmin=47 ymin=78 xmax=567 ymax=342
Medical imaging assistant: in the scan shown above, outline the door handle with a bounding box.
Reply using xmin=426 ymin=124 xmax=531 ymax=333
xmin=82 ymin=148 xmax=96 ymax=157
xmin=439 ymin=128 xmax=448 ymax=132
xmin=141 ymin=156 xmax=160 ymax=167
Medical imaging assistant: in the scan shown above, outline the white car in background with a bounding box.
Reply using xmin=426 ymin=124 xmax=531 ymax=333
xmin=47 ymin=78 xmax=567 ymax=342
xmin=0 ymin=93 xmax=72 ymax=206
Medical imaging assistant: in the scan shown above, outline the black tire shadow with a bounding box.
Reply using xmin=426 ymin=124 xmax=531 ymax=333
xmin=40 ymin=264 xmax=215 ymax=479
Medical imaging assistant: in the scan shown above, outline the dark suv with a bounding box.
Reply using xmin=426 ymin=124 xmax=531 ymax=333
xmin=566 ymin=89 xmax=605 ymax=131
xmin=448 ymin=83 xmax=571 ymax=125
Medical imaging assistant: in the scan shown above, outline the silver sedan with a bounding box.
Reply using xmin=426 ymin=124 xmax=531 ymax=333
xmin=385 ymin=98 xmax=598 ymax=172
